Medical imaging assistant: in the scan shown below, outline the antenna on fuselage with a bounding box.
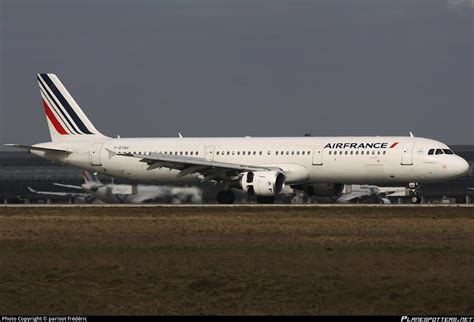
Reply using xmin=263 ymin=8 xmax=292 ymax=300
xmin=409 ymin=132 xmax=414 ymax=138
xmin=178 ymin=132 xmax=183 ymax=138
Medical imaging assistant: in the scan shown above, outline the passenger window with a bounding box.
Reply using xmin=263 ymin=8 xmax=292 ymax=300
xmin=242 ymin=151 xmax=245 ymax=155
xmin=253 ymin=151 xmax=256 ymax=155
xmin=372 ymin=151 xmax=375 ymax=155
xmin=286 ymin=151 xmax=289 ymax=155
xmin=302 ymin=151 xmax=305 ymax=155
xmin=435 ymin=149 xmax=444 ymax=155
xmin=276 ymin=151 xmax=279 ymax=155
xmin=443 ymin=149 xmax=454 ymax=155
xmin=237 ymin=151 xmax=240 ymax=155
xmin=383 ymin=151 xmax=386 ymax=155
xmin=428 ymin=149 xmax=434 ymax=155
xmin=259 ymin=151 xmax=262 ymax=155
xmin=190 ymin=151 xmax=193 ymax=155
xmin=339 ymin=151 xmax=343 ymax=155
xmin=227 ymin=151 xmax=230 ymax=155
xmin=291 ymin=151 xmax=294 ymax=155
xmin=232 ymin=151 xmax=235 ymax=155
xmin=355 ymin=151 xmax=359 ymax=155
xmin=268 ymin=151 xmax=271 ymax=155
xmin=297 ymin=151 xmax=300 ymax=155
xmin=350 ymin=151 xmax=353 ymax=155
xmin=329 ymin=151 xmax=331 ymax=155
xmin=195 ymin=152 xmax=199 ymax=155
xmin=345 ymin=151 xmax=348 ymax=155
xmin=216 ymin=151 xmax=219 ymax=155
xmin=377 ymin=151 xmax=380 ymax=155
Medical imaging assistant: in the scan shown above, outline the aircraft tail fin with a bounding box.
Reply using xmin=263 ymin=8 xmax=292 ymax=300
xmin=37 ymin=73 xmax=108 ymax=142
xmin=82 ymin=171 xmax=101 ymax=184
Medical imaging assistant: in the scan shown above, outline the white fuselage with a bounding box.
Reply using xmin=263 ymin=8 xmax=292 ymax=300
xmin=32 ymin=136 xmax=469 ymax=186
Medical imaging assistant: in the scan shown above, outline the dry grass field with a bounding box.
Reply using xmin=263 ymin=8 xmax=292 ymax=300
xmin=0 ymin=206 xmax=473 ymax=315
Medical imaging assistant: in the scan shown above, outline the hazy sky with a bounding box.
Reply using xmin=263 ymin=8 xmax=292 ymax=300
xmin=1 ymin=0 xmax=473 ymax=148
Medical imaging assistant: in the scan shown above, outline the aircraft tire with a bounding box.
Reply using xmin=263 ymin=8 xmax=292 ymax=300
xmin=256 ymin=196 xmax=275 ymax=204
xmin=217 ymin=190 xmax=235 ymax=204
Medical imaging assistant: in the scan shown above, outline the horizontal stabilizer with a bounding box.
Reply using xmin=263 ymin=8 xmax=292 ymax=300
xmin=4 ymin=144 xmax=71 ymax=154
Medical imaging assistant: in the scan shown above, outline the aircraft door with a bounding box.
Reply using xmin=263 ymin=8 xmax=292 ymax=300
xmin=312 ymin=145 xmax=323 ymax=166
xmin=401 ymin=141 xmax=414 ymax=165
xmin=90 ymin=142 xmax=103 ymax=166
xmin=205 ymin=146 xmax=215 ymax=161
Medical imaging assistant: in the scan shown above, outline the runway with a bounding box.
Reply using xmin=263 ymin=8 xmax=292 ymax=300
xmin=1 ymin=203 xmax=473 ymax=208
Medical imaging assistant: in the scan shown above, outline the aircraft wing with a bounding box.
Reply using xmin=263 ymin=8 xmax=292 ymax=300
xmin=53 ymin=183 xmax=84 ymax=190
xmin=118 ymin=152 xmax=281 ymax=182
xmin=336 ymin=191 xmax=373 ymax=203
xmin=27 ymin=187 xmax=89 ymax=198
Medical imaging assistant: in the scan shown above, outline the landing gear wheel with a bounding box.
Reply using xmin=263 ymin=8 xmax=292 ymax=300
xmin=411 ymin=195 xmax=421 ymax=204
xmin=256 ymin=196 xmax=275 ymax=204
xmin=216 ymin=190 xmax=235 ymax=204
xmin=408 ymin=182 xmax=421 ymax=204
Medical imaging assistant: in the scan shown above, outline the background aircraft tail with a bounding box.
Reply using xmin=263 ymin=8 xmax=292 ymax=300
xmin=37 ymin=73 xmax=108 ymax=142
xmin=82 ymin=171 xmax=102 ymax=185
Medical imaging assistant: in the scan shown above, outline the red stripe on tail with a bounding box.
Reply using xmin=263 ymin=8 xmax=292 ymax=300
xmin=42 ymin=99 xmax=68 ymax=135
xmin=83 ymin=171 xmax=91 ymax=182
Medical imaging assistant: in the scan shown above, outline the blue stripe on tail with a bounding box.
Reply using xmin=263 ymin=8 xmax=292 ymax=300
xmin=39 ymin=74 xmax=93 ymax=135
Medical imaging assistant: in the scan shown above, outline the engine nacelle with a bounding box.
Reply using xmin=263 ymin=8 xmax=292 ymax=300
xmin=292 ymin=183 xmax=344 ymax=197
xmin=241 ymin=171 xmax=286 ymax=196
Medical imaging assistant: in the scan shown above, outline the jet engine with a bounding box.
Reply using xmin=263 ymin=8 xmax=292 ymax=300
xmin=241 ymin=171 xmax=286 ymax=196
xmin=292 ymin=183 xmax=344 ymax=197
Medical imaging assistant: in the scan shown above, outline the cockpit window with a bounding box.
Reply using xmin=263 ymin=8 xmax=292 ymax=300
xmin=435 ymin=149 xmax=444 ymax=155
xmin=428 ymin=149 xmax=434 ymax=155
xmin=443 ymin=149 xmax=454 ymax=155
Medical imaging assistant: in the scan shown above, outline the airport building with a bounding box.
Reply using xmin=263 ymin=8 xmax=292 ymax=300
xmin=0 ymin=146 xmax=473 ymax=204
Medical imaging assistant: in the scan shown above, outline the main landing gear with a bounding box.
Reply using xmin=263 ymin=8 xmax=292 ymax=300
xmin=216 ymin=190 xmax=235 ymax=204
xmin=216 ymin=190 xmax=276 ymax=204
xmin=408 ymin=182 xmax=421 ymax=204
xmin=256 ymin=196 xmax=275 ymax=204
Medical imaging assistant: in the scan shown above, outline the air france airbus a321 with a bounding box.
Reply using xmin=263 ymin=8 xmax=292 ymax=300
xmin=6 ymin=74 xmax=470 ymax=204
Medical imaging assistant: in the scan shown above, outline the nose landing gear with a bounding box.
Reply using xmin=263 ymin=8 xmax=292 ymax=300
xmin=408 ymin=182 xmax=421 ymax=204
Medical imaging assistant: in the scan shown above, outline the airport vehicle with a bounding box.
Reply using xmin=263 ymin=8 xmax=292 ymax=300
xmin=28 ymin=170 xmax=202 ymax=204
xmin=6 ymin=74 xmax=470 ymax=204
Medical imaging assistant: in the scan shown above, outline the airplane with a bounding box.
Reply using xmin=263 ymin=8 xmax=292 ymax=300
xmin=336 ymin=185 xmax=406 ymax=204
xmin=28 ymin=170 xmax=202 ymax=204
xmin=5 ymin=74 xmax=470 ymax=204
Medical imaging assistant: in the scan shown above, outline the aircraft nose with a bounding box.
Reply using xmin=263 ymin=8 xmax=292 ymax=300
xmin=455 ymin=157 xmax=470 ymax=176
